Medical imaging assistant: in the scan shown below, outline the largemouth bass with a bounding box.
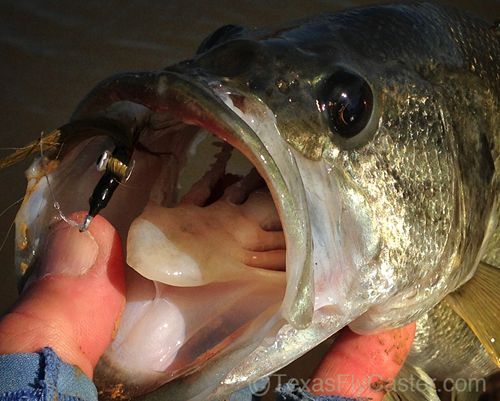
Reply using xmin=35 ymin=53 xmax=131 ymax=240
xmin=2 ymin=2 xmax=500 ymax=400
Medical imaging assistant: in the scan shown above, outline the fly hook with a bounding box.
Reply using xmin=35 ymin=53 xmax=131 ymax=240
xmin=80 ymin=145 xmax=135 ymax=232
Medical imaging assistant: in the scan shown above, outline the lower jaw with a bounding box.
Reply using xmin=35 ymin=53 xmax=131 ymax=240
xmin=49 ymin=120 xmax=289 ymax=398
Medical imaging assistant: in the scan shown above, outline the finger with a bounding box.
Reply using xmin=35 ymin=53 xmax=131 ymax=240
xmin=0 ymin=212 xmax=126 ymax=380
xmin=310 ymin=322 xmax=416 ymax=400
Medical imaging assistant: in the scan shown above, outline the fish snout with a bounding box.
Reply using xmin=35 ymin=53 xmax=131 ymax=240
xmin=189 ymin=39 xmax=269 ymax=79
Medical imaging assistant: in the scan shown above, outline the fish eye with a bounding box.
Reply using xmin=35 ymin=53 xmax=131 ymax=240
xmin=197 ymin=24 xmax=247 ymax=54
xmin=320 ymin=70 xmax=376 ymax=149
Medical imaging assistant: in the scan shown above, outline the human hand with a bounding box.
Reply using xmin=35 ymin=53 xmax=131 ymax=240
xmin=0 ymin=212 xmax=126 ymax=379
xmin=309 ymin=323 xmax=416 ymax=400
xmin=0 ymin=212 xmax=415 ymax=401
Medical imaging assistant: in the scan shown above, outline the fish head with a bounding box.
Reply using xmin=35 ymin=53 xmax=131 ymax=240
xmin=12 ymin=2 xmax=499 ymax=399
xmin=170 ymin=2 xmax=498 ymax=330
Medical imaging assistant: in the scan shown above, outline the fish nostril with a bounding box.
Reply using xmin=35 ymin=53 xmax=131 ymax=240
xmin=196 ymin=24 xmax=248 ymax=54
xmin=193 ymin=39 xmax=265 ymax=77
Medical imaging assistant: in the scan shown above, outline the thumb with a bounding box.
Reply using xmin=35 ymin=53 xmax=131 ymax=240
xmin=310 ymin=323 xmax=416 ymax=400
xmin=0 ymin=212 xmax=126 ymax=380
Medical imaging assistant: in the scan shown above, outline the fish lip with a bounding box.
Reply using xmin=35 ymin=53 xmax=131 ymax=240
xmin=73 ymin=69 xmax=314 ymax=329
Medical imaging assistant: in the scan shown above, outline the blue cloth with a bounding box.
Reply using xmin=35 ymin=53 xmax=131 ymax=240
xmin=0 ymin=348 xmax=358 ymax=401
xmin=0 ymin=347 xmax=97 ymax=401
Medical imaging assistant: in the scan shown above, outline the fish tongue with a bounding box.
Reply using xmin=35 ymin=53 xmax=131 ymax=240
xmin=110 ymin=184 xmax=287 ymax=384
xmin=126 ymin=189 xmax=286 ymax=286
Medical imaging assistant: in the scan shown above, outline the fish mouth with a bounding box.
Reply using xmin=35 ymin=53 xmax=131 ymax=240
xmin=17 ymin=71 xmax=313 ymax=398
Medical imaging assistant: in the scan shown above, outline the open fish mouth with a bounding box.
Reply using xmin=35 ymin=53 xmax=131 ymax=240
xmin=14 ymin=70 xmax=314 ymax=399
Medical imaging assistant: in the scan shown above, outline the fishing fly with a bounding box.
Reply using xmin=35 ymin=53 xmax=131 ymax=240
xmin=0 ymin=117 xmax=141 ymax=233
xmin=80 ymin=145 xmax=135 ymax=231
xmin=39 ymin=130 xmax=82 ymax=231
xmin=74 ymin=118 xmax=141 ymax=232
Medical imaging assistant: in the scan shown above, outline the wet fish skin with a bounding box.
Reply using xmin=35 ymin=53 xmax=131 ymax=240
xmin=408 ymin=300 xmax=498 ymax=380
xmin=168 ymin=2 xmax=499 ymax=331
xmin=169 ymin=3 xmax=499 ymax=156
xmin=122 ymin=3 xmax=500 ymax=395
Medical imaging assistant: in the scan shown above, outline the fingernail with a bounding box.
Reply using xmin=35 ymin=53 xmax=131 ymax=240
xmin=38 ymin=223 xmax=99 ymax=277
